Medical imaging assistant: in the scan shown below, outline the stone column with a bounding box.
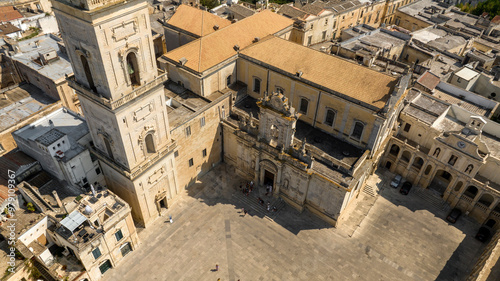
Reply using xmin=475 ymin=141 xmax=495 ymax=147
xmin=442 ymin=175 xmax=460 ymax=201
xmin=254 ymin=152 xmax=260 ymax=185
xmin=274 ymin=162 xmax=283 ymax=197
xmin=467 ymin=189 xmax=484 ymax=213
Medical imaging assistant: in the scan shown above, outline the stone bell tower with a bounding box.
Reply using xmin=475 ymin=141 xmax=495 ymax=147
xmin=51 ymin=0 xmax=178 ymax=227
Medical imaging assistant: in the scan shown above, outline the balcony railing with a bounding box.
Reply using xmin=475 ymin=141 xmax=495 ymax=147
xmin=69 ymin=73 xmax=168 ymax=111
xmin=129 ymin=140 xmax=177 ymax=179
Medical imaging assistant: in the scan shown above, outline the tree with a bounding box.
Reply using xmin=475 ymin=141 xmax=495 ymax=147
xmin=200 ymin=0 xmax=219 ymax=10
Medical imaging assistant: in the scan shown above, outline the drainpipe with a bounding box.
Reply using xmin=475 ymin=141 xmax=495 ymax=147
xmin=312 ymin=91 xmax=322 ymax=128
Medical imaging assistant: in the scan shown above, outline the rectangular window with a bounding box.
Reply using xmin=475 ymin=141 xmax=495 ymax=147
xmin=174 ymin=151 xmax=179 ymax=157
xmin=115 ymin=230 xmax=123 ymax=241
xmin=92 ymin=247 xmax=101 ymax=260
xmin=253 ymin=78 xmax=261 ymax=93
xmin=95 ymin=167 xmax=101 ymax=175
xmin=299 ymin=98 xmax=309 ymax=114
xmin=351 ymin=122 xmax=364 ymax=140
xmin=448 ymin=155 xmax=458 ymax=166
xmin=202 ymin=149 xmax=207 ymax=157
xmin=189 ymin=158 xmax=194 ymax=167
xmin=200 ymin=117 xmax=206 ymax=127
xmin=322 ymin=31 xmax=326 ymax=40
xmin=185 ymin=126 xmax=191 ymax=137
xmin=307 ymin=36 xmax=312 ymax=46
xmin=403 ymin=123 xmax=411 ymax=132
xmin=324 ymin=110 xmax=335 ymax=126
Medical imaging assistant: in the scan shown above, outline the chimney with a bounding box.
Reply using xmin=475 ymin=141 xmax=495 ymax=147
xmin=234 ymin=44 xmax=240 ymax=51
xmin=179 ymin=57 xmax=187 ymax=66
xmin=213 ymin=25 xmax=219 ymax=30
xmin=52 ymin=190 xmax=63 ymax=208
xmin=296 ymin=70 xmax=303 ymax=77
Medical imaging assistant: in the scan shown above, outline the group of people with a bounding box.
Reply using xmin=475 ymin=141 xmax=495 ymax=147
xmin=240 ymin=181 xmax=254 ymax=196
xmin=239 ymin=181 xmax=277 ymax=213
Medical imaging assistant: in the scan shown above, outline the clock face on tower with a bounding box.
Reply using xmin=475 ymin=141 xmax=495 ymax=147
xmin=457 ymin=141 xmax=466 ymax=149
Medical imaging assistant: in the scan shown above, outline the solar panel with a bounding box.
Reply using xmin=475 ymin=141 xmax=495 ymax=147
xmin=60 ymin=211 xmax=87 ymax=232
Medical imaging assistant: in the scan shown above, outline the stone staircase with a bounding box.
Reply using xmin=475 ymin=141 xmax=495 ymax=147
xmin=232 ymin=188 xmax=286 ymax=221
xmin=32 ymin=259 xmax=57 ymax=281
xmin=414 ymin=187 xmax=450 ymax=212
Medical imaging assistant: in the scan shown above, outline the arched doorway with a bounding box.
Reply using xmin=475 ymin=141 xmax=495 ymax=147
xmin=126 ymin=52 xmax=140 ymax=86
xmin=401 ymin=150 xmax=411 ymax=163
xmin=430 ymin=169 xmax=452 ymax=195
xmin=80 ymin=55 xmax=96 ymax=92
xmin=385 ymin=161 xmax=392 ymax=169
xmin=259 ymin=159 xmax=277 ymax=191
xmin=486 ymin=219 xmax=496 ymax=228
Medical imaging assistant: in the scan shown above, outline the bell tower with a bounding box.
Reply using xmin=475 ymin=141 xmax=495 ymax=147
xmin=52 ymin=0 xmax=178 ymax=227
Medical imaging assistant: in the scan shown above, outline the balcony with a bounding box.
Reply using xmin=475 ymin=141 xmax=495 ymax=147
xmin=69 ymin=73 xmax=168 ymax=111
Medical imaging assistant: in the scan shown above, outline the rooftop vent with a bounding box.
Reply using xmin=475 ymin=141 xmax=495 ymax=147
xmin=234 ymin=44 xmax=240 ymax=51
xmin=213 ymin=25 xmax=219 ymax=30
xmin=253 ymin=37 xmax=260 ymax=43
xmin=296 ymin=70 xmax=303 ymax=77
xmin=179 ymin=57 xmax=187 ymax=66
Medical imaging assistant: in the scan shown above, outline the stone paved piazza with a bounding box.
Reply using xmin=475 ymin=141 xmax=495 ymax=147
xmin=102 ymin=164 xmax=484 ymax=281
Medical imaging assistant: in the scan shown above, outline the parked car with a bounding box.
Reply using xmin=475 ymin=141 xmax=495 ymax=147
xmin=475 ymin=226 xmax=491 ymax=242
xmin=390 ymin=174 xmax=402 ymax=188
xmin=446 ymin=208 xmax=462 ymax=223
xmin=400 ymin=181 xmax=412 ymax=195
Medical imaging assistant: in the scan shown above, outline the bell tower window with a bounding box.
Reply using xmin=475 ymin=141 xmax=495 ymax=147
xmin=145 ymin=134 xmax=155 ymax=154
xmin=80 ymin=55 xmax=96 ymax=93
xmin=103 ymin=137 xmax=114 ymax=161
xmin=126 ymin=52 xmax=140 ymax=86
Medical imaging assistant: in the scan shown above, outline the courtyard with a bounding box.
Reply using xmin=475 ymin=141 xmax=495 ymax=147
xmin=102 ymin=164 xmax=485 ymax=281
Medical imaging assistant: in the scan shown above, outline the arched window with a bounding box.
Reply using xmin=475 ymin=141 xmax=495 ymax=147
xmin=464 ymin=186 xmax=478 ymax=198
xmin=299 ymin=98 xmax=309 ymax=114
xmin=433 ymin=147 xmax=441 ymax=157
xmin=412 ymin=157 xmax=424 ymax=170
xmin=465 ymin=164 xmax=473 ymax=174
xmin=478 ymin=193 xmax=494 ymax=207
xmin=226 ymin=75 xmax=232 ymax=87
xmin=80 ymin=55 xmax=96 ymax=93
xmin=351 ymin=121 xmax=364 ymax=140
xmin=401 ymin=151 xmax=411 ymax=163
xmin=145 ymin=134 xmax=155 ymax=154
xmin=126 ymin=52 xmax=140 ymax=86
xmin=275 ymin=86 xmax=284 ymax=94
xmin=324 ymin=109 xmax=335 ymax=127
xmin=424 ymin=165 xmax=432 ymax=175
xmin=103 ymin=138 xmax=114 ymax=160
xmin=253 ymin=77 xmax=261 ymax=93
xmin=389 ymin=144 xmax=400 ymax=156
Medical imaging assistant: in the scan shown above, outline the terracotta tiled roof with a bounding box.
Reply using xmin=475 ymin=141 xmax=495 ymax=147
xmin=0 ymin=151 xmax=37 ymax=181
xmin=164 ymin=10 xmax=293 ymax=73
xmin=278 ymin=5 xmax=309 ymax=20
xmin=301 ymin=3 xmax=324 ymax=16
xmin=416 ymin=71 xmax=440 ymax=91
xmin=240 ymin=36 xmax=398 ymax=109
xmin=0 ymin=22 xmax=20 ymax=36
xmin=491 ymin=15 xmax=500 ymax=24
xmin=166 ymin=4 xmax=231 ymax=37
xmin=0 ymin=6 xmax=22 ymax=22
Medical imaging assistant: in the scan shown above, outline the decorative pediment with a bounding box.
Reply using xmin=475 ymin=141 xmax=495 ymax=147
xmin=260 ymin=91 xmax=298 ymax=118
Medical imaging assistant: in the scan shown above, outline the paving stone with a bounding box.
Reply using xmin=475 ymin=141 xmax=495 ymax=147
xmin=102 ymin=165 xmax=486 ymax=281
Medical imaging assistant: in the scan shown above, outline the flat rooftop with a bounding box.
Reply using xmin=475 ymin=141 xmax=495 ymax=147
xmin=164 ymin=82 xmax=211 ymax=129
xmin=11 ymin=34 xmax=74 ymax=82
xmin=0 ymin=83 xmax=56 ymax=132
xmin=340 ymin=29 xmax=408 ymax=52
xmin=14 ymin=107 xmax=88 ymax=146
xmin=432 ymin=88 xmax=492 ymax=116
xmin=403 ymin=91 xmax=449 ymax=125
